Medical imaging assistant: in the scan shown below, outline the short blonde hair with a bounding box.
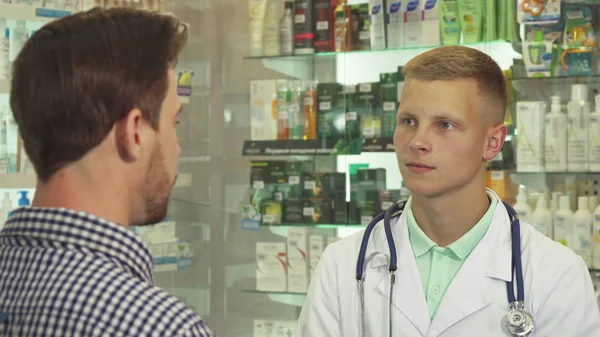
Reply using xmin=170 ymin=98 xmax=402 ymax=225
xmin=402 ymin=46 xmax=507 ymax=124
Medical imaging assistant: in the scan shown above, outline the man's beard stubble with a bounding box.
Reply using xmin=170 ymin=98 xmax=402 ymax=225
xmin=138 ymin=145 xmax=177 ymax=226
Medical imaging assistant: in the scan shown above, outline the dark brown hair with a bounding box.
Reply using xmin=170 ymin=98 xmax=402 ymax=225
xmin=10 ymin=7 xmax=188 ymax=182
xmin=402 ymin=46 xmax=507 ymax=124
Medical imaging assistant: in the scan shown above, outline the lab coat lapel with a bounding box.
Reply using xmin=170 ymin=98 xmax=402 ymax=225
xmin=374 ymin=213 xmax=430 ymax=336
xmin=427 ymin=197 xmax=513 ymax=336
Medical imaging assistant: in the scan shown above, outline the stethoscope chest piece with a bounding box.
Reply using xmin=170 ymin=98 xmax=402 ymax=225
xmin=506 ymin=301 xmax=534 ymax=337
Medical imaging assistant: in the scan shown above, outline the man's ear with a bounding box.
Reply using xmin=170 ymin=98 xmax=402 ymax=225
xmin=115 ymin=108 xmax=145 ymax=162
xmin=483 ymin=123 xmax=507 ymax=162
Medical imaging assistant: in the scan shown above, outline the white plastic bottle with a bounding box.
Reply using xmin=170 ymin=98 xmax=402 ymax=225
xmin=279 ymin=0 xmax=294 ymax=55
xmin=532 ymin=197 xmax=553 ymax=238
xmin=0 ymin=27 xmax=9 ymax=80
xmin=263 ymin=0 xmax=281 ymax=56
xmin=567 ymin=84 xmax=591 ymax=172
xmin=590 ymin=95 xmax=600 ymax=171
xmin=0 ymin=192 xmax=11 ymax=231
xmin=554 ymin=195 xmax=574 ymax=248
xmin=544 ymin=96 xmax=568 ymax=172
xmin=573 ymin=196 xmax=593 ymax=268
xmin=514 ymin=186 xmax=532 ymax=223
xmin=593 ymin=203 xmax=600 ymax=269
xmin=369 ymin=0 xmax=386 ymax=50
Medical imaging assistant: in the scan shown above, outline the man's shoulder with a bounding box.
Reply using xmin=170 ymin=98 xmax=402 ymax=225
xmin=522 ymin=221 xmax=584 ymax=273
xmin=92 ymin=274 xmax=211 ymax=336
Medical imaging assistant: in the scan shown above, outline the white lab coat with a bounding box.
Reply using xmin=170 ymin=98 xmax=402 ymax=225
xmin=296 ymin=196 xmax=600 ymax=337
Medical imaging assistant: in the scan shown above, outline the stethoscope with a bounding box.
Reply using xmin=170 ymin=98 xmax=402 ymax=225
xmin=355 ymin=200 xmax=535 ymax=337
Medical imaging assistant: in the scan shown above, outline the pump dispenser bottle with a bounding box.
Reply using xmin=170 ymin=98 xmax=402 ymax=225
xmin=545 ymin=95 xmax=568 ymax=172
xmin=590 ymin=94 xmax=600 ymax=171
xmin=555 ymin=195 xmax=574 ymax=248
xmin=567 ymin=84 xmax=591 ymax=172
xmin=532 ymin=197 xmax=553 ymax=238
xmin=574 ymin=196 xmax=593 ymax=267
xmin=514 ymin=186 xmax=532 ymax=223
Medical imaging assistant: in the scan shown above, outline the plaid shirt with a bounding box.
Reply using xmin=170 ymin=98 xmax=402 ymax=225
xmin=0 ymin=207 xmax=215 ymax=337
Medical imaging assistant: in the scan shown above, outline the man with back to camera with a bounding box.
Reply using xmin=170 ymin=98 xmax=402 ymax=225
xmin=296 ymin=46 xmax=600 ymax=336
xmin=0 ymin=8 xmax=215 ymax=337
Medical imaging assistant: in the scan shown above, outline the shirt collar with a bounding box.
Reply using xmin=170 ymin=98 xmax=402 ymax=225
xmin=406 ymin=190 xmax=499 ymax=260
xmin=0 ymin=207 xmax=154 ymax=283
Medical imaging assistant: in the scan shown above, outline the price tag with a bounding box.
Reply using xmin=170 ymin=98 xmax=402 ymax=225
xmin=346 ymin=112 xmax=357 ymax=121
xmin=359 ymin=83 xmax=372 ymax=92
xmin=304 ymin=181 xmax=316 ymax=190
xmin=345 ymin=85 xmax=356 ymax=93
xmin=361 ymin=216 xmax=372 ymax=226
xmin=263 ymin=214 xmax=275 ymax=223
xmin=319 ymin=101 xmax=331 ymax=110
xmin=295 ymin=14 xmax=306 ymax=23
xmin=383 ymin=102 xmax=396 ymax=111
xmin=253 ymin=180 xmax=265 ymax=189
xmin=316 ymin=21 xmax=329 ymax=30
xmin=289 ymin=176 xmax=300 ymax=185
xmin=303 ymin=207 xmax=315 ymax=216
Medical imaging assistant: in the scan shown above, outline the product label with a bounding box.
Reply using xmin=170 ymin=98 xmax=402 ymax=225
xmin=253 ymin=180 xmax=265 ymax=189
xmin=304 ymin=181 xmax=316 ymax=190
xmin=289 ymin=176 xmax=300 ymax=185
xmin=346 ymin=111 xmax=358 ymax=121
xmin=303 ymin=207 xmax=315 ymax=216
xmin=262 ymin=214 xmax=275 ymax=223
xmin=359 ymin=83 xmax=372 ymax=92
xmin=590 ymin=117 xmax=600 ymax=166
xmin=491 ymin=171 xmax=504 ymax=180
xmin=363 ymin=127 xmax=375 ymax=137
xmin=295 ymin=14 xmax=306 ymax=23
xmin=316 ymin=21 xmax=329 ymax=30
xmin=383 ymin=102 xmax=396 ymax=111
xmin=319 ymin=101 xmax=331 ymax=110
xmin=303 ymin=97 xmax=314 ymax=106
xmin=567 ymin=114 xmax=588 ymax=165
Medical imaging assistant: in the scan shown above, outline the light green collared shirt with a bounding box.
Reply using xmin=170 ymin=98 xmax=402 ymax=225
xmin=406 ymin=191 xmax=498 ymax=320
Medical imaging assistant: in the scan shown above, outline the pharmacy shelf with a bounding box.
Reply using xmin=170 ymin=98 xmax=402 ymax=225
xmin=0 ymin=173 xmax=36 ymax=189
xmin=242 ymin=290 xmax=306 ymax=307
xmin=0 ymin=4 xmax=71 ymax=22
xmin=242 ymin=137 xmax=397 ymax=156
xmin=244 ymin=40 xmax=519 ymax=80
xmin=511 ymin=75 xmax=600 ymax=100
xmin=261 ymin=223 xmax=361 ymax=229
xmin=242 ymin=138 xmax=362 ymax=156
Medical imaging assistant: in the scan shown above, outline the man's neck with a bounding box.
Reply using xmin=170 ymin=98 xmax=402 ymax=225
xmin=410 ymin=179 xmax=490 ymax=247
xmin=31 ymin=169 xmax=131 ymax=228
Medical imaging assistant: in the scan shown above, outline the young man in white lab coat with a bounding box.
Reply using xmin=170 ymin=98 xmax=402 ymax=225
xmin=296 ymin=46 xmax=600 ymax=336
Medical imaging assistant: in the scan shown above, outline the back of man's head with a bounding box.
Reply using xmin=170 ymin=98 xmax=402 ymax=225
xmin=10 ymin=8 xmax=188 ymax=182
xmin=401 ymin=46 xmax=508 ymax=125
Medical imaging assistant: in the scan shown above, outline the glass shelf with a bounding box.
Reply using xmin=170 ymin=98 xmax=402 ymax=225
xmin=511 ymin=171 xmax=600 ymax=176
xmin=243 ymin=40 xmax=513 ymax=61
xmin=242 ymin=137 xmax=394 ymax=156
xmin=243 ymin=289 xmax=307 ymax=296
xmin=261 ymin=223 xmax=362 ymax=229
xmin=511 ymin=75 xmax=600 ymax=100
